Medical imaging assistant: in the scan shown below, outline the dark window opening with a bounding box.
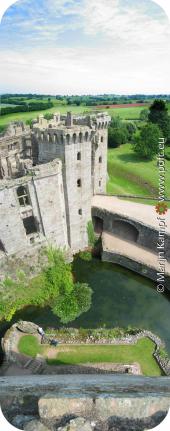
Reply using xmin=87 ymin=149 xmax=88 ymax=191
xmin=73 ymin=133 xmax=77 ymax=143
xmin=0 ymin=240 xmax=6 ymax=253
xmin=77 ymin=152 xmax=81 ymax=161
xmin=77 ymin=178 xmax=82 ymax=187
xmin=79 ymin=132 xmax=83 ymax=143
xmin=85 ymin=132 xmax=89 ymax=142
xmin=99 ymin=181 xmax=101 ymax=186
xmin=17 ymin=186 xmax=30 ymax=207
xmin=78 ymin=209 xmax=82 ymax=215
xmin=101 ymin=136 xmax=103 ymax=142
xmin=23 ymin=216 xmax=38 ymax=235
xmin=99 ymin=156 xmax=102 ymax=163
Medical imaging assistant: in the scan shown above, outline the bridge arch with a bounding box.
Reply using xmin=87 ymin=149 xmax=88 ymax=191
xmin=112 ymin=219 xmax=139 ymax=242
xmin=92 ymin=216 xmax=103 ymax=235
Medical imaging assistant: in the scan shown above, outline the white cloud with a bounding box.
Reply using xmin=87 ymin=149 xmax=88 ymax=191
xmin=0 ymin=0 xmax=170 ymax=94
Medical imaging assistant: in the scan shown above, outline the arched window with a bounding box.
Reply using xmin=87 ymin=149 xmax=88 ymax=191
xmin=85 ymin=132 xmax=89 ymax=142
xmin=99 ymin=180 xmax=101 ymax=187
xmin=66 ymin=134 xmax=70 ymax=144
xmin=77 ymin=152 xmax=81 ymax=161
xmin=101 ymin=136 xmax=104 ymax=143
xmin=79 ymin=132 xmax=83 ymax=143
xmin=78 ymin=209 xmax=82 ymax=215
xmin=17 ymin=185 xmax=30 ymax=207
xmin=73 ymin=133 xmax=77 ymax=144
xmin=99 ymin=156 xmax=102 ymax=163
xmin=54 ymin=134 xmax=58 ymax=144
xmin=77 ymin=178 xmax=82 ymax=187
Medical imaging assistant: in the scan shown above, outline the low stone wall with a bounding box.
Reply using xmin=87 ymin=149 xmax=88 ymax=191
xmin=102 ymin=249 xmax=170 ymax=290
xmin=1 ymin=322 xmax=170 ymax=376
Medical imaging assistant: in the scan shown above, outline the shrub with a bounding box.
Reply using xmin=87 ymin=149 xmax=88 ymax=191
xmin=87 ymin=221 xmax=96 ymax=247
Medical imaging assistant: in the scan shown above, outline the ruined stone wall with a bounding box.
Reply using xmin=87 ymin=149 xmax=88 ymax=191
xmin=0 ymin=160 xmax=68 ymax=256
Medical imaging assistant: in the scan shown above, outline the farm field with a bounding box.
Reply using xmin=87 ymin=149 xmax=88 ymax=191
xmin=0 ymin=105 xmax=150 ymax=127
xmin=1 ymin=101 xmax=170 ymax=127
xmin=18 ymin=335 xmax=162 ymax=376
xmin=107 ymin=144 xmax=170 ymax=202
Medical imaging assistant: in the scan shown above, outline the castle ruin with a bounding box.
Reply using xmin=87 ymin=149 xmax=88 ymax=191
xmin=0 ymin=112 xmax=111 ymax=258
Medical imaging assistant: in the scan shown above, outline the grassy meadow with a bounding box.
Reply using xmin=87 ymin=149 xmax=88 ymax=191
xmin=107 ymin=143 xmax=170 ymax=203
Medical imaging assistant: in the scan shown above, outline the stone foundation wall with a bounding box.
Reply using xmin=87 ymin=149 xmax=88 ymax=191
xmin=102 ymin=249 xmax=170 ymax=290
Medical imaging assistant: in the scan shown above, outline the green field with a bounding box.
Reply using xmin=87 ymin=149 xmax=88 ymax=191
xmin=1 ymin=101 xmax=170 ymax=128
xmin=107 ymin=144 xmax=170 ymax=202
xmin=0 ymin=104 xmax=91 ymax=127
xmin=0 ymin=105 xmax=144 ymax=127
xmin=18 ymin=335 xmax=162 ymax=376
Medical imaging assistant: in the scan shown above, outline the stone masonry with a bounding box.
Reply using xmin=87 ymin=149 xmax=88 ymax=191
xmin=0 ymin=112 xmax=111 ymax=256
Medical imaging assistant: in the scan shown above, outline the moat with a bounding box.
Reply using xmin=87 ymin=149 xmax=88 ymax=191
xmin=1 ymin=257 xmax=169 ymax=355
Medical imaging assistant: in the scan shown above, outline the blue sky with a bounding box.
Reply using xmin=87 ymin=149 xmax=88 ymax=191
xmin=0 ymin=0 xmax=170 ymax=94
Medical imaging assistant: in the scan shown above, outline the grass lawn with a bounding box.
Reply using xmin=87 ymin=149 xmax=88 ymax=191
xmin=18 ymin=334 xmax=43 ymax=357
xmin=18 ymin=335 xmax=162 ymax=376
xmin=107 ymin=144 xmax=170 ymax=201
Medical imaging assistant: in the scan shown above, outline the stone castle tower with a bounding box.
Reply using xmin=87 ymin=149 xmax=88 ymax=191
xmin=0 ymin=111 xmax=110 ymax=258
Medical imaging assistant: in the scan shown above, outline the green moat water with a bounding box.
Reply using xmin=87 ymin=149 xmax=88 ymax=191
xmin=2 ymin=257 xmax=170 ymax=353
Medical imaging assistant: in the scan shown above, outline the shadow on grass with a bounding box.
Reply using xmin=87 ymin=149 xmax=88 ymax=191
xmin=116 ymin=152 xmax=154 ymax=164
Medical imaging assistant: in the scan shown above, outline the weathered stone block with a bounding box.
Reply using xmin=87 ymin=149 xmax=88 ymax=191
xmin=38 ymin=395 xmax=93 ymax=420
xmin=17 ymin=321 xmax=39 ymax=334
xmin=24 ymin=419 xmax=51 ymax=431
xmin=58 ymin=417 xmax=94 ymax=431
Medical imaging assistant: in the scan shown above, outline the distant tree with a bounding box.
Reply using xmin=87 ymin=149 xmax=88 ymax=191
xmin=133 ymin=123 xmax=160 ymax=159
xmin=140 ymin=109 xmax=149 ymax=121
xmin=148 ymin=99 xmax=170 ymax=141
xmin=125 ymin=122 xmax=137 ymax=141
xmin=110 ymin=116 xmax=122 ymax=129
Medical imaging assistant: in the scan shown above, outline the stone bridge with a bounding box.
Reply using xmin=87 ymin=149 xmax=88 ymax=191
xmin=92 ymin=195 xmax=170 ymax=290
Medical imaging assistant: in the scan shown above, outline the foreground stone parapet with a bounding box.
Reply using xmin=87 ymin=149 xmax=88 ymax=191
xmin=0 ymin=376 xmax=170 ymax=430
xmin=38 ymin=394 xmax=170 ymax=423
xmin=39 ymin=396 xmax=94 ymax=421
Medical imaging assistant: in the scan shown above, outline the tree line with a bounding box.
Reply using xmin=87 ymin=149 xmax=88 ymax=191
xmin=108 ymin=99 xmax=170 ymax=160
xmin=0 ymin=101 xmax=54 ymax=115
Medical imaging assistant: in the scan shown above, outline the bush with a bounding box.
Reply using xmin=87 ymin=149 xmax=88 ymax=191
xmin=108 ymin=128 xmax=128 ymax=148
xmin=87 ymin=221 xmax=96 ymax=246
xmin=0 ymin=247 xmax=93 ymax=324
xmin=79 ymin=251 xmax=92 ymax=261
